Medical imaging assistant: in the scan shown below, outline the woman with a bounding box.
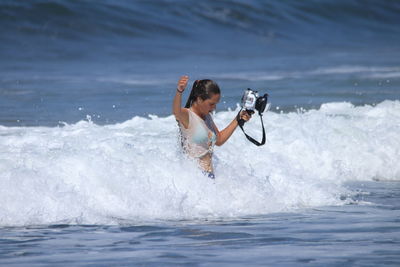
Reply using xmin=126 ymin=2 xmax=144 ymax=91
xmin=172 ymin=75 xmax=251 ymax=178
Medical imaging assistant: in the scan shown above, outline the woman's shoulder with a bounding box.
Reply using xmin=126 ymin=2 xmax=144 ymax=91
xmin=178 ymin=108 xmax=190 ymax=129
xmin=181 ymin=108 xmax=191 ymax=117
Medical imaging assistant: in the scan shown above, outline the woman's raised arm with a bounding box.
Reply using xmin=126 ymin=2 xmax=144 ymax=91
xmin=172 ymin=75 xmax=189 ymax=128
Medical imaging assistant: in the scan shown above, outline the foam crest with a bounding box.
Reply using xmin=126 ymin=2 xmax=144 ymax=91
xmin=0 ymin=101 xmax=399 ymax=226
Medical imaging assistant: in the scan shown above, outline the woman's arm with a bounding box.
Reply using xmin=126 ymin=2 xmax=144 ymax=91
xmin=214 ymin=111 xmax=251 ymax=146
xmin=172 ymin=75 xmax=189 ymax=128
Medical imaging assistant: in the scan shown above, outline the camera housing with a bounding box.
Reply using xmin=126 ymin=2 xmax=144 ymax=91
xmin=237 ymin=88 xmax=269 ymax=146
xmin=241 ymin=88 xmax=269 ymax=114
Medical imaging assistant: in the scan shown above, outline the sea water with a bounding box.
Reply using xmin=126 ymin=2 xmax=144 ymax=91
xmin=1 ymin=0 xmax=400 ymax=266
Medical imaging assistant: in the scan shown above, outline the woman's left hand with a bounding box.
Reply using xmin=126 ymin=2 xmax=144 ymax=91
xmin=239 ymin=110 xmax=252 ymax=122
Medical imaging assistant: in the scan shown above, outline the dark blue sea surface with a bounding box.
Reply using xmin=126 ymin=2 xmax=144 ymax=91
xmin=1 ymin=1 xmax=400 ymax=266
xmin=1 ymin=0 xmax=399 ymax=126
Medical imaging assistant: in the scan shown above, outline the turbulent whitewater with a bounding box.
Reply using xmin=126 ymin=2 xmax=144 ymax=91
xmin=1 ymin=101 xmax=399 ymax=226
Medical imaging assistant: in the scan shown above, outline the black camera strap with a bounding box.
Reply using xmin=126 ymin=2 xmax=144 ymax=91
xmin=236 ymin=110 xmax=266 ymax=146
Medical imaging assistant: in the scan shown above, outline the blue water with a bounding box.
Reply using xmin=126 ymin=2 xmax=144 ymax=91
xmin=1 ymin=0 xmax=400 ymax=266
xmin=1 ymin=0 xmax=400 ymax=126
xmin=1 ymin=182 xmax=399 ymax=266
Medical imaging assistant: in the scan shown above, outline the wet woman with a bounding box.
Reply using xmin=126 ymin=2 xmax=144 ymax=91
xmin=172 ymin=75 xmax=251 ymax=178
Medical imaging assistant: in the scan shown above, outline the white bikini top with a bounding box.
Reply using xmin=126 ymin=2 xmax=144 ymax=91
xmin=179 ymin=109 xmax=217 ymax=158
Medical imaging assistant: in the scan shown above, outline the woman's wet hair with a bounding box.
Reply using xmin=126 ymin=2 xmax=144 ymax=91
xmin=184 ymin=79 xmax=221 ymax=108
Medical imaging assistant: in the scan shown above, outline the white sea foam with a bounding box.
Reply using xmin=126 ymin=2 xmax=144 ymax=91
xmin=0 ymin=101 xmax=399 ymax=226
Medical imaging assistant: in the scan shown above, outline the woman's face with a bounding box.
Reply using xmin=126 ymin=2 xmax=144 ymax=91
xmin=197 ymin=94 xmax=220 ymax=115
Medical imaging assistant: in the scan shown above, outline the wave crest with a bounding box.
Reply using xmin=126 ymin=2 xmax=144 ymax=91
xmin=0 ymin=101 xmax=399 ymax=226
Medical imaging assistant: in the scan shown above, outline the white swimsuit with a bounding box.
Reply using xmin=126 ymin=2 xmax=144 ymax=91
xmin=179 ymin=109 xmax=217 ymax=158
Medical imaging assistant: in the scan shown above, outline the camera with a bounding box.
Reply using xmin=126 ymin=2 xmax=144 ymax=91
xmin=237 ymin=88 xmax=269 ymax=146
xmin=241 ymin=88 xmax=269 ymax=114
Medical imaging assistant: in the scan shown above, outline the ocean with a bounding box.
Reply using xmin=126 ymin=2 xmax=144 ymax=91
xmin=1 ymin=0 xmax=399 ymax=266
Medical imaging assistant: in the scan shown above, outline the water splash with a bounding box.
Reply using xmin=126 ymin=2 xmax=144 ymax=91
xmin=0 ymin=101 xmax=399 ymax=226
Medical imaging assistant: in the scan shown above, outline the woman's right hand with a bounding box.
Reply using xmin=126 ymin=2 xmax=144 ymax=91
xmin=177 ymin=75 xmax=189 ymax=93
